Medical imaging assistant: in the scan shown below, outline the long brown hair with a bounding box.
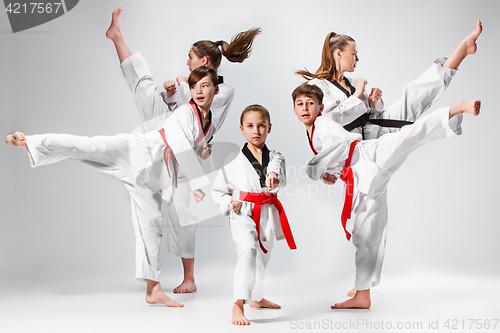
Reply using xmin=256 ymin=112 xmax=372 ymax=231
xmin=192 ymin=28 xmax=261 ymax=70
xmin=296 ymin=32 xmax=355 ymax=82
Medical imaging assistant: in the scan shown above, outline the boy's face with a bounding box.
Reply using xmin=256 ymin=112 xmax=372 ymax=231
xmin=240 ymin=111 xmax=271 ymax=148
xmin=190 ymin=75 xmax=219 ymax=110
xmin=293 ymin=94 xmax=324 ymax=127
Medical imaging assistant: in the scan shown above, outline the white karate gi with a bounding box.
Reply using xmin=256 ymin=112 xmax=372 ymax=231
xmin=120 ymin=53 xmax=234 ymax=259
xmin=309 ymin=58 xmax=456 ymax=139
xmin=211 ymin=147 xmax=286 ymax=302
xmin=307 ymin=108 xmax=463 ymax=290
xmin=23 ymin=102 xmax=210 ymax=282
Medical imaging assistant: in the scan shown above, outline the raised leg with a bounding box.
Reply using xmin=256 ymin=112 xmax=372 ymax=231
xmin=442 ymin=20 xmax=482 ymax=69
xmin=106 ymin=7 xmax=132 ymax=63
xmin=449 ymin=100 xmax=481 ymax=118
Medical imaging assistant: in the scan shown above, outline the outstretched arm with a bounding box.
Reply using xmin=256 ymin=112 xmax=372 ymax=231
xmin=267 ymin=150 xmax=286 ymax=190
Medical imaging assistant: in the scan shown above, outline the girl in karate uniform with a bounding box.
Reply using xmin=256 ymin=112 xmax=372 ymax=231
xmin=297 ymin=21 xmax=482 ymax=296
xmin=297 ymin=21 xmax=482 ymax=140
xmin=106 ymin=7 xmax=261 ymax=294
xmin=5 ymin=67 xmax=220 ymax=307
xmin=292 ymin=83 xmax=480 ymax=309
xmin=211 ymin=105 xmax=296 ymax=325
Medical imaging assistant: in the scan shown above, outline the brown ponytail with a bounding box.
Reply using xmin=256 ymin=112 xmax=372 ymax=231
xmin=296 ymin=32 xmax=355 ymax=82
xmin=192 ymin=27 xmax=261 ymax=70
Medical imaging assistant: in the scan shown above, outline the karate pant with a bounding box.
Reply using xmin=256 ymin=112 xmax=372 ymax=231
xmin=360 ymin=57 xmax=456 ymax=140
xmin=230 ymin=215 xmax=274 ymax=302
xmin=24 ymin=133 xmax=196 ymax=282
xmin=351 ymin=107 xmax=462 ymax=290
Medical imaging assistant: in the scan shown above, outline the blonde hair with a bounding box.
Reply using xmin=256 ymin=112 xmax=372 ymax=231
xmin=296 ymin=32 xmax=355 ymax=81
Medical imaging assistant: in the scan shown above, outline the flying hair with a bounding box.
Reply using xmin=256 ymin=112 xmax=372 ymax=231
xmin=192 ymin=27 xmax=262 ymax=70
xmin=295 ymin=32 xmax=355 ymax=82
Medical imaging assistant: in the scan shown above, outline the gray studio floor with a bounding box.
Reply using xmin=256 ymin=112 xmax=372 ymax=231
xmin=1 ymin=268 xmax=498 ymax=333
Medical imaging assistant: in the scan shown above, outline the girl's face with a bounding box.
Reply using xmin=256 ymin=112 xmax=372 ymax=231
xmin=187 ymin=47 xmax=206 ymax=71
xmin=336 ymin=41 xmax=359 ymax=74
xmin=240 ymin=111 xmax=271 ymax=149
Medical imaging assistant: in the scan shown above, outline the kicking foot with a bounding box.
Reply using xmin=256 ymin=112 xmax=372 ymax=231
xmin=332 ymin=289 xmax=371 ymax=309
xmin=5 ymin=132 xmax=26 ymax=147
xmin=105 ymin=7 xmax=124 ymax=41
xmin=443 ymin=20 xmax=482 ymax=69
xmin=450 ymin=100 xmax=481 ymax=118
xmin=249 ymin=298 xmax=281 ymax=309
xmin=145 ymin=281 xmax=183 ymax=307
xmin=464 ymin=20 xmax=482 ymax=55
xmin=173 ymin=279 xmax=197 ymax=294
xmin=232 ymin=303 xmax=250 ymax=325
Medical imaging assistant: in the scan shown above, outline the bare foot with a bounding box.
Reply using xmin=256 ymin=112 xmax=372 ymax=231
xmin=173 ymin=279 xmax=197 ymax=294
xmin=347 ymin=285 xmax=357 ymax=298
xmin=443 ymin=20 xmax=482 ymax=69
xmin=464 ymin=20 xmax=482 ymax=55
xmin=332 ymin=289 xmax=371 ymax=309
xmin=449 ymin=100 xmax=481 ymax=118
xmin=249 ymin=298 xmax=281 ymax=309
xmin=145 ymin=280 xmax=183 ymax=307
xmin=232 ymin=302 xmax=250 ymax=325
xmin=105 ymin=7 xmax=124 ymax=41
xmin=5 ymin=132 xmax=26 ymax=147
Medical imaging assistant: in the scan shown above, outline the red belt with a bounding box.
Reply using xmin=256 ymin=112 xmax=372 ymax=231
xmin=239 ymin=191 xmax=296 ymax=254
xmin=339 ymin=140 xmax=360 ymax=241
xmin=158 ymin=129 xmax=178 ymax=188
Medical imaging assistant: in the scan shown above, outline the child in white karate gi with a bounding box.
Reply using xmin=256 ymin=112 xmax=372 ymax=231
xmin=5 ymin=66 xmax=220 ymax=307
xmin=297 ymin=20 xmax=482 ymax=296
xmin=291 ymin=83 xmax=480 ymax=309
xmin=106 ymin=7 xmax=260 ymax=294
xmin=211 ymin=105 xmax=296 ymax=325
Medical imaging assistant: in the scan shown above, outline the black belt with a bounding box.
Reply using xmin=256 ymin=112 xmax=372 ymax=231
xmin=343 ymin=112 xmax=413 ymax=139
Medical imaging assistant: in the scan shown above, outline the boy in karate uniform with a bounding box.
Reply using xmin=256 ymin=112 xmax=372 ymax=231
xmin=292 ymin=83 xmax=480 ymax=309
xmin=212 ymin=105 xmax=296 ymax=325
xmin=5 ymin=66 xmax=220 ymax=307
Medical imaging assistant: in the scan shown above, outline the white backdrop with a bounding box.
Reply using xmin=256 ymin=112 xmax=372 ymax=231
xmin=1 ymin=0 xmax=499 ymax=332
